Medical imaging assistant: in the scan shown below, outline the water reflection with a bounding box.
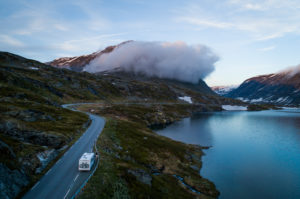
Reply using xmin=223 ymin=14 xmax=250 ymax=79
xmin=156 ymin=114 xmax=214 ymax=146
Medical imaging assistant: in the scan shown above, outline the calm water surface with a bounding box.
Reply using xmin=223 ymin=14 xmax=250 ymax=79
xmin=156 ymin=110 xmax=300 ymax=199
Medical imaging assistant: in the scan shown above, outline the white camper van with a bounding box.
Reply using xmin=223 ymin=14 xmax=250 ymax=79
xmin=78 ymin=152 xmax=95 ymax=171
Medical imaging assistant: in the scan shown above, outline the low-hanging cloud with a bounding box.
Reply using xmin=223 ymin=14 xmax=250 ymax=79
xmin=280 ymin=64 xmax=300 ymax=77
xmin=84 ymin=41 xmax=219 ymax=83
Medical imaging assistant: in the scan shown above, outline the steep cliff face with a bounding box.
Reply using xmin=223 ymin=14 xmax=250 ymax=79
xmin=227 ymin=70 xmax=300 ymax=106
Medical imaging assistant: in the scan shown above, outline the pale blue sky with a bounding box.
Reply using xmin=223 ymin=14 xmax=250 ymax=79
xmin=1 ymin=0 xmax=300 ymax=86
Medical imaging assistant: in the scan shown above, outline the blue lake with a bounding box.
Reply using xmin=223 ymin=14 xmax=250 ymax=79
xmin=156 ymin=110 xmax=300 ymax=199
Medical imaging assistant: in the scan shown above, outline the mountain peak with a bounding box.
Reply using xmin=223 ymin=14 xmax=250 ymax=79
xmin=48 ymin=40 xmax=133 ymax=72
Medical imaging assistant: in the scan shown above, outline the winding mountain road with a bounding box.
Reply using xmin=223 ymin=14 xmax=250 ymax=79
xmin=23 ymin=104 xmax=105 ymax=199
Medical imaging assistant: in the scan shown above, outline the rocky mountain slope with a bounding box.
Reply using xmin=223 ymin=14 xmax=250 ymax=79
xmin=226 ymin=68 xmax=300 ymax=106
xmin=211 ymin=85 xmax=237 ymax=96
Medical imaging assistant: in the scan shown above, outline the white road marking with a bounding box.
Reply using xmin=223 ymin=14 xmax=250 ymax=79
xmin=64 ymin=189 xmax=71 ymax=199
xmin=31 ymin=181 xmax=40 ymax=190
xmin=74 ymin=174 xmax=79 ymax=182
xmin=46 ymin=168 xmax=52 ymax=175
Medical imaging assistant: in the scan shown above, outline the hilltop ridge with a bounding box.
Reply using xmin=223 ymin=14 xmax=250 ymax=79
xmin=48 ymin=41 xmax=132 ymax=72
xmin=226 ymin=67 xmax=300 ymax=106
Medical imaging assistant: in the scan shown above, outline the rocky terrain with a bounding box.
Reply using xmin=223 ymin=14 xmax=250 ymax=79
xmin=226 ymin=68 xmax=300 ymax=106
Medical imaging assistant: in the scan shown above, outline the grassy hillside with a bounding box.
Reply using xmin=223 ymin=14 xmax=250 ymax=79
xmin=78 ymin=104 xmax=220 ymax=199
xmin=0 ymin=53 xmax=94 ymax=198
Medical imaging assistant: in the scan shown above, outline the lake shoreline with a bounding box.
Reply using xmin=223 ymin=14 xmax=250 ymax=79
xmin=78 ymin=103 xmax=221 ymax=198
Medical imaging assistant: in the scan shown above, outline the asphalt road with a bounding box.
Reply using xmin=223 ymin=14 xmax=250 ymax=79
xmin=23 ymin=104 xmax=105 ymax=199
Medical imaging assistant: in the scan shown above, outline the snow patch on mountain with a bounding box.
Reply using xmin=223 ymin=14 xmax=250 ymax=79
xmin=178 ymin=96 xmax=192 ymax=104
xmin=29 ymin=67 xmax=39 ymax=70
xmin=222 ymin=105 xmax=247 ymax=111
xmin=250 ymin=98 xmax=263 ymax=103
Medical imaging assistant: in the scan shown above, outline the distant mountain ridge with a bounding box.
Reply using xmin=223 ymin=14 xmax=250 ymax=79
xmin=211 ymin=85 xmax=237 ymax=96
xmin=226 ymin=68 xmax=300 ymax=106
